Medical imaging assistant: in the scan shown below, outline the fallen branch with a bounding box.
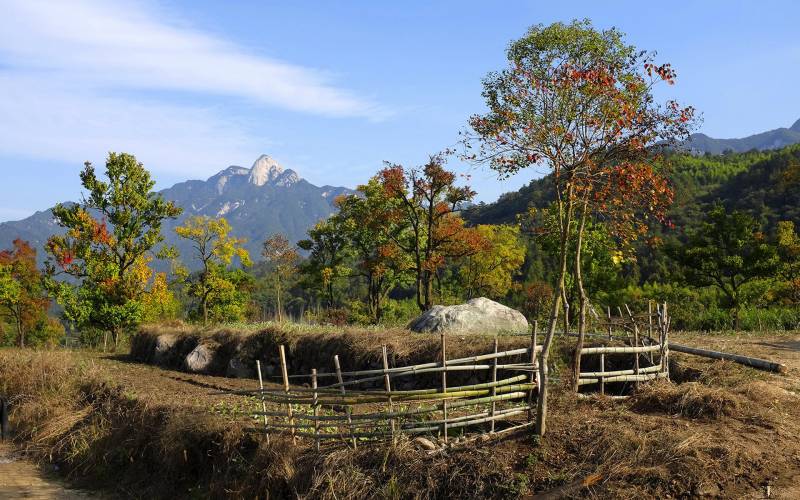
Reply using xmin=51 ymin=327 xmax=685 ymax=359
xmin=671 ymin=343 xmax=787 ymax=374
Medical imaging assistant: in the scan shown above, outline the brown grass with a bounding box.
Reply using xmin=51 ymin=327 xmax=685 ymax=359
xmin=2 ymin=330 xmax=800 ymax=499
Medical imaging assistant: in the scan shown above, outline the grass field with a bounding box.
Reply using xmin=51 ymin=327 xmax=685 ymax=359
xmin=1 ymin=329 xmax=799 ymax=498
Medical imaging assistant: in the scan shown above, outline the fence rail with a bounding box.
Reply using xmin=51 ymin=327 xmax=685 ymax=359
xmin=217 ymin=329 xmax=542 ymax=448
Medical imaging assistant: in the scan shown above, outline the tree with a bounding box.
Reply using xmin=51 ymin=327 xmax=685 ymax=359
xmin=672 ymin=204 xmax=779 ymax=328
xmin=336 ymin=180 xmax=413 ymax=322
xmin=776 ymin=221 xmax=800 ymax=304
xmin=377 ymin=155 xmax=481 ymax=311
xmin=262 ymin=234 xmax=300 ymax=322
xmin=174 ymin=216 xmax=251 ymax=325
xmin=297 ymin=217 xmax=351 ymax=309
xmin=46 ymin=153 xmax=182 ymax=350
xmin=466 ymin=20 xmax=694 ymax=434
xmin=458 ymin=225 xmax=524 ymax=299
xmin=0 ymin=239 xmax=48 ymax=347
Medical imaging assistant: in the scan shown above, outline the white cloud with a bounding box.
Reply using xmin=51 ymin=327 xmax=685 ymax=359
xmin=0 ymin=0 xmax=383 ymax=118
xmin=0 ymin=74 xmax=260 ymax=176
xmin=0 ymin=0 xmax=387 ymax=177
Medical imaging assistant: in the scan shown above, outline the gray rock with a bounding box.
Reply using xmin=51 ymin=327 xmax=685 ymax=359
xmin=413 ymin=437 xmax=438 ymax=451
xmin=185 ymin=344 xmax=216 ymax=373
xmin=226 ymin=357 xmax=254 ymax=378
xmin=408 ymin=297 xmax=528 ymax=335
xmin=153 ymin=335 xmax=177 ymax=365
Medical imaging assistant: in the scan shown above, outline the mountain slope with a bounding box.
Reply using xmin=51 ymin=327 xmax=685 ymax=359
xmin=683 ymin=118 xmax=800 ymax=154
xmin=0 ymin=155 xmax=353 ymax=268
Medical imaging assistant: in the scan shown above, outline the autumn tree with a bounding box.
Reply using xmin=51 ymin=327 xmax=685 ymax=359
xmin=466 ymin=20 xmax=695 ymax=435
xmin=377 ymin=155 xmax=482 ymax=311
xmin=0 ymin=239 xmax=49 ymax=347
xmin=672 ymin=204 xmax=779 ymax=328
xmin=262 ymin=234 xmax=300 ymax=322
xmin=175 ymin=216 xmax=251 ymax=325
xmin=776 ymin=221 xmax=800 ymax=304
xmin=336 ymin=180 xmax=413 ymax=322
xmin=458 ymin=225 xmax=524 ymax=300
xmin=46 ymin=153 xmax=182 ymax=350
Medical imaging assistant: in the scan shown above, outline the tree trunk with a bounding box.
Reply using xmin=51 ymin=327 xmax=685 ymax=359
xmin=16 ymin=314 xmax=24 ymax=348
xmin=572 ymin=206 xmax=589 ymax=392
xmin=535 ymin=188 xmax=574 ymax=437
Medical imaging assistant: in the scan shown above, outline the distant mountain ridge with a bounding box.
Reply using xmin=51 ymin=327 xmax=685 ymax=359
xmin=683 ymin=118 xmax=800 ymax=154
xmin=0 ymin=155 xmax=353 ymax=268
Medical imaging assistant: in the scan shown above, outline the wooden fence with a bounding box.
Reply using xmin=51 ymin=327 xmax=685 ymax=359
xmin=223 ymin=331 xmax=541 ymax=448
xmin=577 ymin=301 xmax=671 ymax=394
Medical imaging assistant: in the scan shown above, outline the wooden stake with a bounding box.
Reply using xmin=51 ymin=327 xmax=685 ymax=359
xmin=528 ymin=323 xmax=538 ymax=422
xmin=312 ymin=368 xmax=320 ymax=452
xmin=606 ymin=306 xmax=612 ymax=340
xmin=624 ymin=304 xmax=641 ymax=390
xmin=490 ymin=337 xmax=498 ymax=433
xmin=256 ymin=360 xmax=270 ymax=444
xmin=599 ymin=353 xmax=605 ymax=396
xmin=647 ymin=301 xmax=655 ymax=364
xmin=440 ymin=333 xmax=448 ymax=443
xmin=334 ymin=355 xmax=357 ymax=449
xmin=278 ymin=345 xmax=296 ymax=444
xmin=381 ymin=345 xmax=396 ymax=444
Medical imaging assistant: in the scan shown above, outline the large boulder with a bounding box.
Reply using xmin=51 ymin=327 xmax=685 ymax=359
xmin=408 ymin=297 xmax=528 ymax=334
xmin=184 ymin=343 xmax=217 ymax=373
xmin=153 ymin=334 xmax=178 ymax=365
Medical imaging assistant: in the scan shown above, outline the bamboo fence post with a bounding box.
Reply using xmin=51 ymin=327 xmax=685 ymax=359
xmin=606 ymin=306 xmax=612 ymax=340
xmin=647 ymin=301 xmax=655 ymax=363
xmin=256 ymin=360 xmax=270 ymax=444
xmin=600 ymin=353 xmax=605 ymax=396
xmin=663 ymin=302 xmax=670 ymax=381
xmin=490 ymin=337 xmax=498 ymax=433
xmin=334 ymin=355 xmax=357 ymax=449
xmin=312 ymin=368 xmax=320 ymax=452
xmin=528 ymin=323 xmax=537 ymax=422
xmin=381 ymin=345 xmax=396 ymax=444
xmin=279 ymin=345 xmax=296 ymax=444
xmin=624 ymin=304 xmax=641 ymax=390
xmin=441 ymin=333 xmax=448 ymax=443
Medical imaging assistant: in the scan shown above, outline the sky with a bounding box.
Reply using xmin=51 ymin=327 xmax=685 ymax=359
xmin=0 ymin=0 xmax=798 ymax=222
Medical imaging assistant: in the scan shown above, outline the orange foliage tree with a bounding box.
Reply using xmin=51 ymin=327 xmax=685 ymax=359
xmin=377 ymin=154 xmax=485 ymax=311
xmin=0 ymin=239 xmax=49 ymax=347
xmin=465 ymin=20 xmax=696 ymax=435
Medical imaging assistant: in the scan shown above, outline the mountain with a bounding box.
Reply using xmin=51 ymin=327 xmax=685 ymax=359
xmin=464 ymin=144 xmax=800 ymax=230
xmin=683 ymin=118 xmax=800 ymax=154
xmin=0 ymin=155 xmax=353 ymax=268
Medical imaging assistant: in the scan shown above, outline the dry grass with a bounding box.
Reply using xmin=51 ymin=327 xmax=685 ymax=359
xmin=629 ymin=381 xmax=742 ymax=419
xmin=2 ymin=330 xmax=800 ymax=498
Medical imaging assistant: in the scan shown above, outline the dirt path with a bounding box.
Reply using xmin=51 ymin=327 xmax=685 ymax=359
xmin=0 ymin=443 xmax=96 ymax=499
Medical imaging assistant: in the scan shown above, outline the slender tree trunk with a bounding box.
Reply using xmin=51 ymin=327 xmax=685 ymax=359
xmin=16 ymin=313 xmax=24 ymax=348
xmin=535 ymin=188 xmax=574 ymax=437
xmin=572 ymin=205 xmax=589 ymax=391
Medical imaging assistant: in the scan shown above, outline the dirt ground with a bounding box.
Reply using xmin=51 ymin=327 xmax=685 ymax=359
xmin=113 ymin=332 xmax=800 ymax=498
xmin=0 ymin=442 xmax=97 ymax=499
xmin=2 ymin=331 xmax=800 ymax=498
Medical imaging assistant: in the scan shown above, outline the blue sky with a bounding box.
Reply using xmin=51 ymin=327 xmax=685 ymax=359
xmin=0 ymin=0 xmax=798 ymax=222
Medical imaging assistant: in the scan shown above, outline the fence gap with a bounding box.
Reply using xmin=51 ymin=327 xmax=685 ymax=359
xmin=256 ymin=360 xmax=270 ymax=444
xmin=334 ymin=354 xmax=357 ymax=449
xmin=278 ymin=345 xmax=296 ymax=444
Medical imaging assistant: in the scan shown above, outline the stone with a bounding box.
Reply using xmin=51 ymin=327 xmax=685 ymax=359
xmin=413 ymin=437 xmax=438 ymax=451
xmin=226 ymin=357 xmax=253 ymax=379
xmin=153 ymin=335 xmax=177 ymax=365
xmin=408 ymin=297 xmax=528 ymax=335
xmin=184 ymin=344 xmax=216 ymax=373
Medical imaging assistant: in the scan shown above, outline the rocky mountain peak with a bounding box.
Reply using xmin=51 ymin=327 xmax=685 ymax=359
xmin=791 ymin=118 xmax=800 ymax=132
xmin=249 ymin=154 xmax=286 ymax=186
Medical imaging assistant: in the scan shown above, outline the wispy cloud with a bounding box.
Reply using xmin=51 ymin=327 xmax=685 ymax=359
xmin=0 ymin=0 xmax=386 ymax=176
